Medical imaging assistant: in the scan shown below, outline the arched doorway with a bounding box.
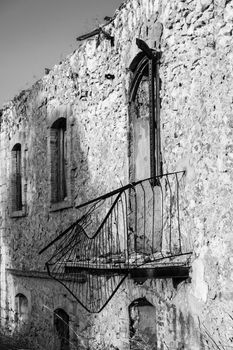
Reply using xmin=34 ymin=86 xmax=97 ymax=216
xmin=129 ymin=298 xmax=157 ymax=350
xmin=54 ymin=308 xmax=70 ymax=350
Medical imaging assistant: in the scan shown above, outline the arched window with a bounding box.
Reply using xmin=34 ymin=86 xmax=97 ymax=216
xmin=15 ymin=293 xmax=29 ymax=326
xmin=129 ymin=40 xmax=162 ymax=182
xmin=50 ymin=118 xmax=67 ymax=203
xmin=128 ymin=41 xmax=163 ymax=254
xmin=11 ymin=144 xmax=22 ymax=211
xmin=129 ymin=298 xmax=157 ymax=349
xmin=54 ymin=308 xmax=70 ymax=350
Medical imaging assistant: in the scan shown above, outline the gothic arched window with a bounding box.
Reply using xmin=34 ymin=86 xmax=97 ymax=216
xmin=129 ymin=40 xmax=162 ymax=182
xmin=128 ymin=40 xmax=163 ymax=254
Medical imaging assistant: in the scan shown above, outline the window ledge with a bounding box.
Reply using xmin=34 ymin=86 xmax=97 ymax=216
xmin=50 ymin=199 xmax=72 ymax=212
xmin=10 ymin=208 xmax=27 ymax=218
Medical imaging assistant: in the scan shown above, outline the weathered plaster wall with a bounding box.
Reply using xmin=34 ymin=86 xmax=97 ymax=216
xmin=0 ymin=0 xmax=233 ymax=349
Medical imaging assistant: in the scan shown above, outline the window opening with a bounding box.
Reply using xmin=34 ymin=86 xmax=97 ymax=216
xmin=129 ymin=41 xmax=163 ymax=254
xmin=50 ymin=118 xmax=67 ymax=203
xmin=129 ymin=40 xmax=162 ymax=182
xmin=15 ymin=294 xmax=29 ymax=326
xmin=11 ymin=144 xmax=22 ymax=211
xmin=54 ymin=309 xmax=70 ymax=350
xmin=129 ymin=298 xmax=157 ymax=350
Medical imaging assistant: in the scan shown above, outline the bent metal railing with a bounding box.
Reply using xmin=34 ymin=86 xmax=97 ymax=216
xmin=40 ymin=171 xmax=192 ymax=313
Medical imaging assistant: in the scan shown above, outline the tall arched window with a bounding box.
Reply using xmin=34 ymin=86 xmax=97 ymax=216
xmin=15 ymin=293 xmax=29 ymax=326
xmin=11 ymin=143 xmax=22 ymax=211
xmin=129 ymin=40 xmax=162 ymax=182
xmin=50 ymin=118 xmax=67 ymax=203
xmin=128 ymin=40 xmax=163 ymax=254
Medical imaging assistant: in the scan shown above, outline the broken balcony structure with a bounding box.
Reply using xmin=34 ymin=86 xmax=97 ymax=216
xmin=40 ymin=171 xmax=192 ymax=313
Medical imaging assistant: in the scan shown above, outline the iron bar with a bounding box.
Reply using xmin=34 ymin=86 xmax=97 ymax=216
xmin=149 ymin=58 xmax=156 ymax=179
xmin=176 ymin=172 xmax=182 ymax=253
xmin=73 ymin=171 xmax=185 ymax=211
xmin=40 ymin=171 xmax=191 ymax=313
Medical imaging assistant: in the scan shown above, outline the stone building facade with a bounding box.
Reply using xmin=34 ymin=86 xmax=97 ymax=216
xmin=0 ymin=0 xmax=233 ymax=349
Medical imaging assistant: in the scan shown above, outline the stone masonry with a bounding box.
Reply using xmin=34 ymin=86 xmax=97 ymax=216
xmin=0 ymin=0 xmax=233 ymax=349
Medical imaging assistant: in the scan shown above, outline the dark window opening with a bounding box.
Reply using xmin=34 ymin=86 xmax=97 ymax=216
xmin=129 ymin=298 xmax=157 ymax=350
xmin=54 ymin=308 xmax=70 ymax=350
xmin=11 ymin=144 xmax=22 ymax=211
xmin=15 ymin=293 xmax=29 ymax=326
xmin=50 ymin=118 xmax=67 ymax=203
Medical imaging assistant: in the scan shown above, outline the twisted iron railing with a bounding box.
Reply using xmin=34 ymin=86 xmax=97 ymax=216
xmin=40 ymin=171 xmax=192 ymax=312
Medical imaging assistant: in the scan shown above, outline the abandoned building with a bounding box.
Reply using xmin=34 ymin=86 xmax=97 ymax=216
xmin=0 ymin=0 xmax=233 ymax=348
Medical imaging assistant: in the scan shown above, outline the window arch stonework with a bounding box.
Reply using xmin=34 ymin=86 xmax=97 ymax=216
xmin=128 ymin=47 xmax=162 ymax=182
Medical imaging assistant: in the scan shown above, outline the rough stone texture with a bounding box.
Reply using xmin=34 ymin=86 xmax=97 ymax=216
xmin=0 ymin=0 xmax=233 ymax=349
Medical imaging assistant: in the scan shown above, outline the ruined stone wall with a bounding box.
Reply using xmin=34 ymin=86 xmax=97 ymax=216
xmin=159 ymin=0 xmax=233 ymax=347
xmin=5 ymin=270 xmax=91 ymax=350
xmin=0 ymin=0 xmax=233 ymax=349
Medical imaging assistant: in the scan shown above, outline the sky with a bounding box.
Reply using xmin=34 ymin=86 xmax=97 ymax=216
xmin=0 ymin=0 xmax=124 ymax=107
